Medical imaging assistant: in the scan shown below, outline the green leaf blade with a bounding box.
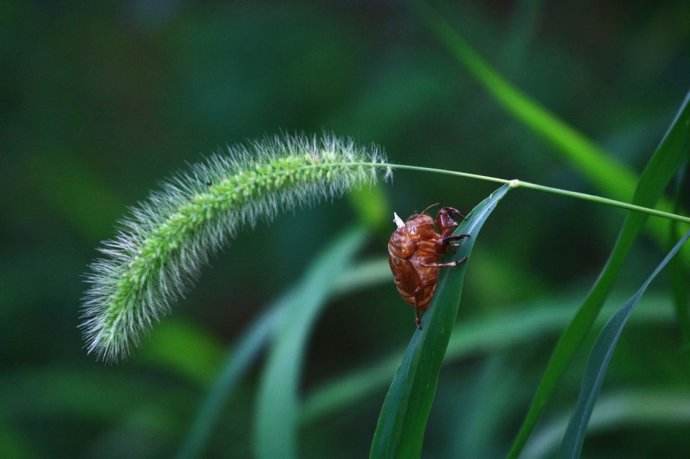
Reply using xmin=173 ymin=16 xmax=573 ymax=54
xmin=178 ymin=251 xmax=388 ymax=459
xmin=560 ymin=230 xmax=690 ymax=458
xmin=507 ymin=92 xmax=690 ymax=458
xmin=301 ymin=294 xmax=676 ymax=425
xmin=413 ymin=0 xmax=636 ymax=201
xmin=526 ymin=390 xmax=690 ymax=459
xmin=668 ymin=165 xmax=690 ymax=344
xmin=415 ymin=1 xmax=690 ymax=264
xmin=254 ymin=227 xmax=367 ymax=459
xmin=369 ymin=184 xmax=510 ymax=459
xmin=176 ymin=305 xmax=285 ymax=459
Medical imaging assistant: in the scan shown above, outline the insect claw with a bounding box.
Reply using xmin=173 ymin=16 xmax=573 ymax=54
xmin=455 ymin=255 xmax=468 ymax=265
xmin=442 ymin=234 xmax=470 ymax=246
xmin=421 ymin=260 xmax=458 ymax=268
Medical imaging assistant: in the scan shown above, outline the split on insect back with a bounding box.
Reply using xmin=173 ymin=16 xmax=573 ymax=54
xmin=80 ymin=134 xmax=390 ymax=362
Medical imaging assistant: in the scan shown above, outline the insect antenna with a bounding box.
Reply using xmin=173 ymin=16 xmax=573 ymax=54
xmin=417 ymin=202 xmax=440 ymax=215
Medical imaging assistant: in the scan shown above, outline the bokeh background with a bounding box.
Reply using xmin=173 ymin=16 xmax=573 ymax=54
xmin=2 ymin=0 xmax=690 ymax=457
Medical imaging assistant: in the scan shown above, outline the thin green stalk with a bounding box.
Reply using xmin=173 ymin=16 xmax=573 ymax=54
xmin=329 ymin=162 xmax=690 ymax=225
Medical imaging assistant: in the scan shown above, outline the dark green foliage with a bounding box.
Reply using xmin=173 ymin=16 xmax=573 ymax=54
xmin=561 ymin=230 xmax=690 ymax=457
xmin=508 ymin=91 xmax=690 ymax=458
xmin=3 ymin=1 xmax=690 ymax=458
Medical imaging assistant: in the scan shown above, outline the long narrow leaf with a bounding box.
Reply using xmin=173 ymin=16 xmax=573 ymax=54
xmin=369 ymin=184 xmax=510 ymax=458
xmin=560 ymin=230 xmax=690 ymax=458
xmin=669 ymin=165 xmax=690 ymax=343
xmin=413 ymin=0 xmax=636 ymax=199
xmin=526 ymin=391 xmax=690 ymax=459
xmin=176 ymin=305 xmax=286 ymax=459
xmin=139 ymin=320 xmax=224 ymax=388
xmin=0 ymin=369 xmax=191 ymax=423
xmin=507 ymin=93 xmax=690 ymax=457
xmin=254 ymin=227 xmax=367 ymax=459
xmin=301 ymin=293 xmax=674 ymax=424
xmin=176 ymin=255 xmax=389 ymax=458
xmin=413 ymin=1 xmax=687 ymax=263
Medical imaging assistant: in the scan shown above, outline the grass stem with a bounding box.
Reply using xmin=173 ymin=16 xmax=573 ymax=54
xmin=334 ymin=162 xmax=690 ymax=225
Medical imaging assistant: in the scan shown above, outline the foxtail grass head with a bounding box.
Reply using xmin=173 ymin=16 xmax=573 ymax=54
xmin=81 ymin=134 xmax=389 ymax=361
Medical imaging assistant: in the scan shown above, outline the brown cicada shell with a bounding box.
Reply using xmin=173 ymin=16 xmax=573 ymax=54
xmin=387 ymin=205 xmax=469 ymax=329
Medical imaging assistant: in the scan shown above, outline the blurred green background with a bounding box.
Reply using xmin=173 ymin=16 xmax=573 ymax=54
xmin=2 ymin=0 xmax=690 ymax=457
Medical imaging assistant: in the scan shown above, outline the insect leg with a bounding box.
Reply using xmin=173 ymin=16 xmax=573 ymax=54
xmin=422 ymin=261 xmax=457 ymax=268
xmin=421 ymin=256 xmax=468 ymax=269
xmin=415 ymin=308 xmax=422 ymax=329
xmin=442 ymin=234 xmax=470 ymax=247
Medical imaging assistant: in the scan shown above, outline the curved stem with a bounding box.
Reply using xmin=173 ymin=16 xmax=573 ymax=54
xmin=339 ymin=162 xmax=690 ymax=225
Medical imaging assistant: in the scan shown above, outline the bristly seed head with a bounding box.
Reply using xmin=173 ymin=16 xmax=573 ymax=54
xmin=80 ymin=133 xmax=389 ymax=362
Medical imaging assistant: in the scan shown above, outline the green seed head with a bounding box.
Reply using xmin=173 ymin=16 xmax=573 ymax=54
xmin=81 ymin=133 xmax=389 ymax=361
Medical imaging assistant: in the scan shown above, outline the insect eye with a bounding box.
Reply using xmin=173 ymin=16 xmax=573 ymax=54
xmin=445 ymin=207 xmax=464 ymax=219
